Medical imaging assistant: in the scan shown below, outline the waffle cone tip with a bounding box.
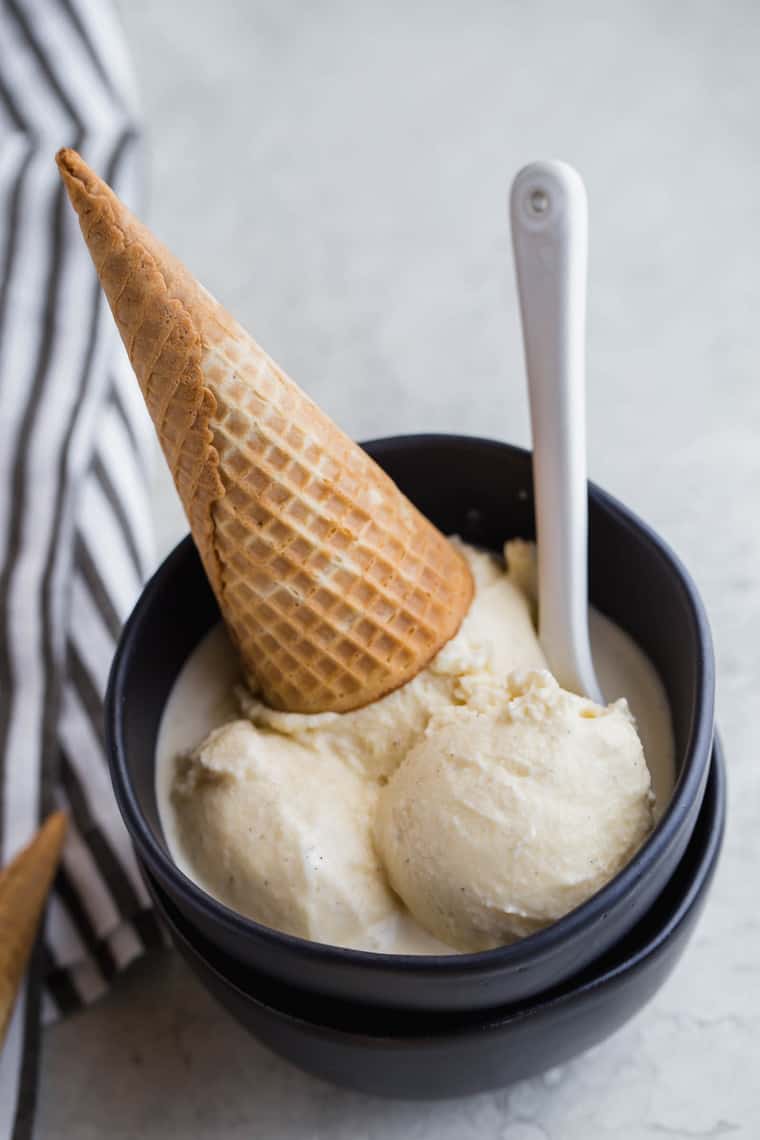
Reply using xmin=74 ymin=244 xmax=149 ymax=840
xmin=0 ymin=811 xmax=68 ymax=1046
xmin=55 ymin=146 xmax=79 ymax=178
xmin=56 ymin=148 xmax=106 ymax=213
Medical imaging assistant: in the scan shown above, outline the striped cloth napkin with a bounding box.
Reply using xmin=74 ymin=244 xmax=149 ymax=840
xmin=0 ymin=2 xmax=165 ymax=1134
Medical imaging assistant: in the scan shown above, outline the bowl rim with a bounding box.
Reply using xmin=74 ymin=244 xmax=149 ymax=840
xmin=143 ymin=734 xmax=726 ymax=1040
xmin=107 ymin=434 xmax=716 ymax=977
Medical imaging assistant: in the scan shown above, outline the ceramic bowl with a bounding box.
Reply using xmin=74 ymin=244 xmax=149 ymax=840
xmin=107 ymin=436 xmax=715 ymax=1012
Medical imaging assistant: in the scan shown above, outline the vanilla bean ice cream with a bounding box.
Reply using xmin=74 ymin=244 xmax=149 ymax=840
xmin=171 ymin=720 xmax=399 ymax=948
xmin=375 ymin=670 xmax=652 ymax=951
xmin=159 ymin=541 xmax=669 ymax=954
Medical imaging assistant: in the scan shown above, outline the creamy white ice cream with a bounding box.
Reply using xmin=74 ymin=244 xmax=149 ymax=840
xmin=171 ymin=720 xmax=398 ymax=948
xmin=375 ymin=670 xmax=653 ymax=951
xmin=160 ymin=541 xmax=670 ymax=954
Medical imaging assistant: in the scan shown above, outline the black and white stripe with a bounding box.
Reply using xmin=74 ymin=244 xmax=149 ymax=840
xmin=0 ymin=2 xmax=162 ymax=1134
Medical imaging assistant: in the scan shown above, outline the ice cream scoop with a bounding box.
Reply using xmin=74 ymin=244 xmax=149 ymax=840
xmin=172 ymin=721 xmax=398 ymax=948
xmin=55 ymin=149 xmax=472 ymax=714
xmin=375 ymin=671 xmax=653 ymax=951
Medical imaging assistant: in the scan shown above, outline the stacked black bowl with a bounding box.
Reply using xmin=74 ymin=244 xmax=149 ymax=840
xmin=107 ymin=437 xmax=724 ymax=1098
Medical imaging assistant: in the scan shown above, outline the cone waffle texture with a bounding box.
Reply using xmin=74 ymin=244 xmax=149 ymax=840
xmin=56 ymin=149 xmax=473 ymax=713
xmin=0 ymin=812 xmax=67 ymax=1046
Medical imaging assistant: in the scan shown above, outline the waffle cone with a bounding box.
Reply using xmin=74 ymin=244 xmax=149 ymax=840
xmin=56 ymin=148 xmax=473 ymax=713
xmin=0 ymin=811 xmax=67 ymax=1046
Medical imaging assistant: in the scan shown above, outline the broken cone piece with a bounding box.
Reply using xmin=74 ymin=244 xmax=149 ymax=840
xmin=56 ymin=148 xmax=472 ymax=713
xmin=0 ymin=811 xmax=67 ymax=1048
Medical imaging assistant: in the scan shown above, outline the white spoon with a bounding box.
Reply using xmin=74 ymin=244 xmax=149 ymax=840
xmin=509 ymin=160 xmax=603 ymax=704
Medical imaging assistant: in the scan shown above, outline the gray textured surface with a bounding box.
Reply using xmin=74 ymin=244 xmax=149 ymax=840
xmin=38 ymin=0 xmax=760 ymax=1136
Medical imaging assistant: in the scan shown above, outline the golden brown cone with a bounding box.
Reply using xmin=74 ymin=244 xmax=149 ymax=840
xmin=56 ymin=148 xmax=473 ymax=713
xmin=0 ymin=811 xmax=67 ymax=1047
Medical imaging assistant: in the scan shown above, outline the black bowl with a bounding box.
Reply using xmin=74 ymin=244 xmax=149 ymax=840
xmin=107 ymin=436 xmax=715 ymax=1012
xmin=143 ymin=737 xmax=725 ymax=1099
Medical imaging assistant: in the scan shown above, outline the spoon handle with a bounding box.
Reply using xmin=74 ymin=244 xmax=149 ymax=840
xmin=510 ymin=160 xmax=603 ymax=702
